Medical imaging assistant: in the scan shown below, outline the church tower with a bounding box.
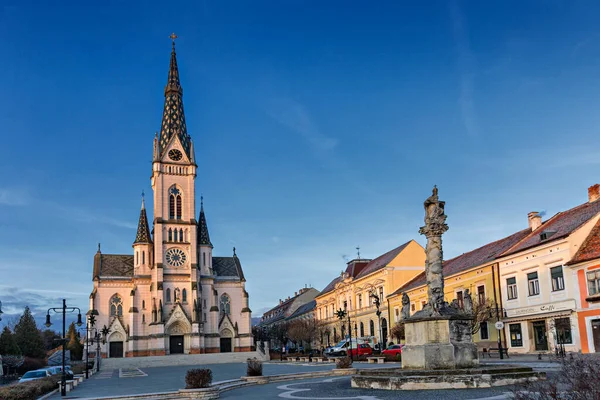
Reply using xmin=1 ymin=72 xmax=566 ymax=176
xmin=150 ymin=35 xmax=199 ymax=333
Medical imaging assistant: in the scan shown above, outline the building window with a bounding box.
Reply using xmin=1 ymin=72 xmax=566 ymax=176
xmin=168 ymin=228 xmax=173 ymax=242
xmin=220 ymin=294 xmax=231 ymax=315
xmin=551 ymin=266 xmax=565 ymax=291
xmin=480 ymin=322 xmax=489 ymax=340
xmin=528 ymin=272 xmax=540 ymax=296
xmin=507 ymin=277 xmax=518 ymax=300
xmin=203 ymin=252 xmax=206 ymax=266
xmin=142 ymin=314 xmax=145 ymax=324
xmin=411 ymin=303 xmax=416 ymax=312
xmin=110 ymin=295 xmax=123 ymax=316
xmin=369 ymin=320 xmax=375 ymax=336
xmin=394 ymin=308 xmax=399 ymax=321
xmin=477 ymin=285 xmax=485 ymax=304
xmin=176 ymin=196 xmax=182 ymax=220
xmin=456 ymin=291 xmax=464 ymax=309
xmin=180 ymin=228 xmax=184 ymax=242
xmin=142 ymin=251 xmax=145 ymax=264
xmin=510 ymin=323 xmax=523 ymax=347
xmin=588 ymin=270 xmax=600 ymax=296
xmin=142 ymin=300 xmax=145 ymax=310
xmin=360 ymin=322 xmax=365 ymax=337
xmin=358 ymin=294 xmax=362 ymax=309
xmin=554 ymin=318 xmax=572 ymax=344
xmin=166 ymin=288 xmax=171 ymax=303
xmin=421 ymin=301 xmax=426 ymax=309
xmin=135 ymin=251 xmax=138 ymax=265
xmin=182 ymin=289 xmax=187 ymax=303
xmin=379 ymin=287 xmax=384 ymax=302
xmin=203 ymin=313 xmax=206 ymax=322
xmin=169 ymin=187 xmax=182 ymax=219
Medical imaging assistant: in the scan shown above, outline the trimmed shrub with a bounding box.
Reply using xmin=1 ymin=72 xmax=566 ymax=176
xmin=247 ymin=358 xmax=263 ymax=376
xmin=335 ymin=356 xmax=353 ymax=369
xmin=0 ymin=377 xmax=58 ymax=400
xmin=185 ymin=368 xmax=213 ymax=389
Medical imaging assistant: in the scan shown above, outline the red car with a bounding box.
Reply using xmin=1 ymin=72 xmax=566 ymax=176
xmin=349 ymin=343 xmax=373 ymax=357
xmin=382 ymin=344 xmax=403 ymax=356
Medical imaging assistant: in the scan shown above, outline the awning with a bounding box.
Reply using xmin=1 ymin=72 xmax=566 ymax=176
xmin=502 ymin=310 xmax=574 ymax=323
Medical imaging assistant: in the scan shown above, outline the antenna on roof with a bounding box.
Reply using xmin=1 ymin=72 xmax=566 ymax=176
xmin=356 ymin=246 xmax=361 ymax=259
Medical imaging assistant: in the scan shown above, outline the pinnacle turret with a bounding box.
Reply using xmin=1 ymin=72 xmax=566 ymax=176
xmin=198 ymin=196 xmax=212 ymax=247
xmin=134 ymin=194 xmax=152 ymax=244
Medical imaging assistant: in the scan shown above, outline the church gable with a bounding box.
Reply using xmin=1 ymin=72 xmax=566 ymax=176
xmin=164 ymin=302 xmax=193 ymax=331
xmin=218 ymin=313 xmax=237 ymax=338
xmin=160 ymin=133 xmax=193 ymax=165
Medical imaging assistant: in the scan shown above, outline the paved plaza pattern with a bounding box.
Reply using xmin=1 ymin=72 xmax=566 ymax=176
xmin=46 ymin=359 xmax=561 ymax=400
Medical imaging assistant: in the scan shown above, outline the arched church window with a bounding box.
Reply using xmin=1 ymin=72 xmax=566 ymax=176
xmin=135 ymin=251 xmax=138 ymax=265
xmin=142 ymin=251 xmax=145 ymax=264
xmin=110 ymin=295 xmax=123 ymax=316
xmin=174 ymin=288 xmax=180 ymax=302
xmin=168 ymin=228 xmax=173 ymax=242
xmin=220 ymin=294 xmax=231 ymax=315
xmin=173 ymin=229 xmax=178 ymax=242
xmin=142 ymin=300 xmax=145 ymax=310
xmin=203 ymin=252 xmax=206 ymax=266
xmin=182 ymin=289 xmax=187 ymax=303
xmin=169 ymin=187 xmax=182 ymax=220
xmin=180 ymin=229 xmax=184 ymax=242
xmin=166 ymin=288 xmax=171 ymax=303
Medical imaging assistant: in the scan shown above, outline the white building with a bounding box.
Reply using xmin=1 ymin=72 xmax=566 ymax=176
xmin=89 ymin=39 xmax=252 ymax=357
xmin=497 ymin=186 xmax=600 ymax=354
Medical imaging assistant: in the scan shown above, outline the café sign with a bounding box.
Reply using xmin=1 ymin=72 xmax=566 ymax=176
xmin=505 ymin=299 xmax=576 ymax=318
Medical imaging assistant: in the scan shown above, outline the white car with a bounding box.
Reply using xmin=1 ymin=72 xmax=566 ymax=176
xmin=18 ymin=369 xmax=52 ymax=383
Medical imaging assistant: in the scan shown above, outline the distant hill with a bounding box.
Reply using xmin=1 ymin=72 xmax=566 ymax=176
xmin=251 ymin=317 xmax=261 ymax=326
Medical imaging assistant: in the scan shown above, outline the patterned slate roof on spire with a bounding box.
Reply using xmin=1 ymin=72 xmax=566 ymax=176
xmin=159 ymin=38 xmax=191 ymax=158
xmin=134 ymin=197 xmax=152 ymax=244
xmin=198 ymin=198 xmax=212 ymax=247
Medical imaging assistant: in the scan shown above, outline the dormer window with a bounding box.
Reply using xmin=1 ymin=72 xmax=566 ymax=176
xmin=540 ymin=230 xmax=557 ymax=241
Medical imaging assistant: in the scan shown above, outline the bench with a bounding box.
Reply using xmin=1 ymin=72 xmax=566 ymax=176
xmin=313 ymin=357 xmax=324 ymax=362
xmin=367 ymin=356 xmax=386 ymax=364
xmin=299 ymin=357 xmax=309 ymax=362
xmin=485 ymin=348 xmax=509 ymax=358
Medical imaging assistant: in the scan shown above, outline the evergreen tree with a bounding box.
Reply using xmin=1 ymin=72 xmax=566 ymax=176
xmin=41 ymin=329 xmax=61 ymax=351
xmin=0 ymin=326 xmax=21 ymax=355
xmin=66 ymin=322 xmax=83 ymax=361
xmin=14 ymin=306 xmax=46 ymax=358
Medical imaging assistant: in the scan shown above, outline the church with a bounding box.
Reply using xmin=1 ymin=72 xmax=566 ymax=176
xmin=88 ymin=38 xmax=253 ymax=357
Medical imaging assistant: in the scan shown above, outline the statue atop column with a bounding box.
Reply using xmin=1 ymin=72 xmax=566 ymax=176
xmin=418 ymin=186 xmax=449 ymax=315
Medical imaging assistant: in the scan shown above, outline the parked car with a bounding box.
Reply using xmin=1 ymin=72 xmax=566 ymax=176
xmin=45 ymin=366 xmax=74 ymax=380
xmin=382 ymin=344 xmax=403 ymax=357
xmin=19 ymin=369 xmax=52 ymax=383
xmin=349 ymin=343 xmax=373 ymax=357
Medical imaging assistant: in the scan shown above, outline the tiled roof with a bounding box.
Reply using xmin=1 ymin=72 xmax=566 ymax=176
xmin=197 ymin=200 xmax=212 ymax=247
xmin=158 ymin=41 xmax=192 ymax=158
xmin=134 ymin=199 xmax=152 ymax=245
xmin=502 ymin=200 xmax=600 ymax=257
xmin=567 ymin=217 xmax=600 ymax=265
xmin=288 ymin=300 xmax=316 ymax=320
xmin=355 ymin=241 xmax=412 ymax=279
xmin=319 ymin=276 xmax=342 ymax=296
xmin=392 ymin=228 xmax=532 ymax=295
xmin=97 ymin=254 xmax=134 ymax=277
xmin=213 ymin=256 xmax=244 ymax=280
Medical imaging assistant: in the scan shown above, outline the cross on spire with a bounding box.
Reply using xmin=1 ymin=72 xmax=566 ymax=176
xmin=170 ymin=32 xmax=178 ymax=45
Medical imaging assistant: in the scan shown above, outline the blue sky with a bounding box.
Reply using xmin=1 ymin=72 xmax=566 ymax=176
xmin=1 ymin=1 xmax=600 ymax=327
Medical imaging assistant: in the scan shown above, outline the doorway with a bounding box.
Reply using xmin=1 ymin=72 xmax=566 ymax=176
xmin=532 ymin=321 xmax=548 ymax=351
xmin=109 ymin=342 xmax=123 ymax=358
xmin=220 ymin=338 xmax=232 ymax=353
xmin=170 ymin=335 xmax=184 ymax=354
xmin=591 ymin=320 xmax=600 ymax=352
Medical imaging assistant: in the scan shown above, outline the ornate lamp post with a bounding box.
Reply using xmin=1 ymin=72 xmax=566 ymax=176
xmin=45 ymin=299 xmax=83 ymax=397
xmin=336 ymin=305 xmax=353 ymax=360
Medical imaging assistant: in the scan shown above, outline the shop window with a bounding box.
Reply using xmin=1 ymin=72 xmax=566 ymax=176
xmin=510 ymin=323 xmax=523 ymax=347
xmin=480 ymin=322 xmax=489 ymax=340
xmin=507 ymin=277 xmax=518 ymax=300
xmin=554 ymin=318 xmax=572 ymax=344
xmin=528 ymin=272 xmax=540 ymax=296
xmin=587 ymin=270 xmax=600 ymax=296
xmin=551 ymin=266 xmax=565 ymax=291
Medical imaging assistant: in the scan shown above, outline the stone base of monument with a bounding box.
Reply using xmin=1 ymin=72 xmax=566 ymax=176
xmin=351 ymin=365 xmax=545 ymax=390
xmin=401 ymin=315 xmax=478 ymax=369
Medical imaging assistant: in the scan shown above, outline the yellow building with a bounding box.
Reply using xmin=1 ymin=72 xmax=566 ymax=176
xmin=388 ymin=229 xmax=531 ymax=351
xmin=315 ymin=240 xmax=425 ymax=349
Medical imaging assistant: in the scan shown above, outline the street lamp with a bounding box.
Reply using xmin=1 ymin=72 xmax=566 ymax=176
xmin=370 ymin=292 xmax=383 ymax=353
xmin=83 ymin=312 xmax=98 ymax=379
xmin=336 ymin=304 xmax=353 ymax=361
xmin=45 ymin=299 xmax=83 ymax=397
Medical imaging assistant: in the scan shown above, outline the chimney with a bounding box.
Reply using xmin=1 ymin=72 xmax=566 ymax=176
xmin=528 ymin=212 xmax=542 ymax=231
xmin=294 ymin=292 xmax=298 ymax=296
xmin=589 ymin=184 xmax=600 ymax=203
xmin=279 ymin=299 xmax=282 ymax=305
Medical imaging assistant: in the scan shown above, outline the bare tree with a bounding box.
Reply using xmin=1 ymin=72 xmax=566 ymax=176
xmin=470 ymin=298 xmax=496 ymax=335
xmin=391 ymin=322 xmax=405 ymax=343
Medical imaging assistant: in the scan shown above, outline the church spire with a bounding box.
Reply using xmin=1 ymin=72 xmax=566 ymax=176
xmin=158 ymin=33 xmax=192 ymax=159
xmin=198 ymin=196 xmax=213 ymax=247
xmin=134 ymin=192 xmax=152 ymax=244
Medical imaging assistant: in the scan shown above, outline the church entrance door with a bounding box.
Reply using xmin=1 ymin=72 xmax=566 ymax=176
xmin=109 ymin=342 xmax=123 ymax=358
xmin=220 ymin=338 xmax=232 ymax=353
xmin=170 ymin=335 xmax=184 ymax=354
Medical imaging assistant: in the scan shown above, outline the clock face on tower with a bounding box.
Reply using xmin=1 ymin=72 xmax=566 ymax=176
xmin=168 ymin=149 xmax=183 ymax=161
xmin=165 ymin=248 xmax=187 ymax=267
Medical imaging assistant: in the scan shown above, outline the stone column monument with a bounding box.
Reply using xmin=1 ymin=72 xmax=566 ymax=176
xmin=401 ymin=186 xmax=478 ymax=369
